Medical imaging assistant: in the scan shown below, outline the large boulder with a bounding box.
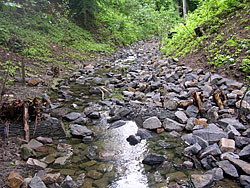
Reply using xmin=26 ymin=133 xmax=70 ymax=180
xmin=142 ymin=154 xmax=166 ymax=166
xmin=163 ymin=118 xmax=185 ymax=132
xmin=69 ymin=124 xmax=92 ymax=137
xmin=142 ymin=116 xmax=162 ymax=130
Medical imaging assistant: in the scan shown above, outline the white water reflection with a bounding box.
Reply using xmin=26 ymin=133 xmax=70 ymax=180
xmin=96 ymin=121 xmax=149 ymax=188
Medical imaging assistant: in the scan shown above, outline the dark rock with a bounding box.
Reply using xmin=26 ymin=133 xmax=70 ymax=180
xmin=226 ymin=157 xmax=250 ymax=175
xmin=70 ymin=124 xmax=92 ymax=137
xmin=218 ymin=118 xmax=246 ymax=130
xmin=126 ymin=135 xmax=141 ymax=145
xmin=186 ymin=105 xmax=199 ymax=118
xmin=201 ymin=155 xmax=217 ymax=170
xmin=20 ymin=144 xmax=35 ymax=160
xmin=82 ymin=136 xmax=93 ymax=144
xmin=89 ymin=87 xmax=102 ymax=95
xmin=240 ymin=175 xmax=250 ymax=187
xmin=108 ymin=120 xmax=126 ymax=129
xmin=87 ymin=112 xmax=100 ymax=119
xmin=142 ymin=154 xmax=166 ymax=166
xmin=235 ymin=136 xmax=250 ymax=148
xmin=136 ymin=128 xmax=153 ymax=139
xmin=63 ymin=112 xmax=82 ymax=121
xmin=216 ymin=160 xmax=239 ymax=177
xmin=61 ymin=175 xmax=77 ymax=188
xmin=200 ymin=143 xmax=222 ymax=158
xmin=239 ymin=144 xmax=250 ymax=160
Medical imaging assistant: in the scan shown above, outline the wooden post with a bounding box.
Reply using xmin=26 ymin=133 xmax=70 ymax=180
xmin=23 ymin=101 xmax=30 ymax=142
xmin=183 ymin=0 xmax=187 ymax=19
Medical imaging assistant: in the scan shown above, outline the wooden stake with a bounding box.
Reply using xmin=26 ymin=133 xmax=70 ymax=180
xmin=194 ymin=92 xmax=204 ymax=113
xmin=23 ymin=102 xmax=30 ymax=142
xmin=214 ymin=90 xmax=224 ymax=110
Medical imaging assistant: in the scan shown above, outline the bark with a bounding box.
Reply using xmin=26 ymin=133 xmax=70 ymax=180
xmin=183 ymin=0 xmax=187 ymax=18
xmin=177 ymin=0 xmax=180 ymax=16
xmin=214 ymin=90 xmax=224 ymax=110
xmin=193 ymin=92 xmax=204 ymax=112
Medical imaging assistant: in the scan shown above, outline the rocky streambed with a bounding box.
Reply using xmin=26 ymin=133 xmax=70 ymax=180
xmin=2 ymin=40 xmax=250 ymax=188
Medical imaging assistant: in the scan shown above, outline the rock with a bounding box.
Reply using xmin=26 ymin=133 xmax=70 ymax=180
xmin=61 ymin=175 xmax=77 ymax=188
xmin=235 ymin=136 xmax=250 ymax=148
xmin=220 ymin=152 xmax=240 ymax=160
xmin=186 ymin=105 xmax=199 ymax=118
xmin=219 ymin=138 xmax=235 ymax=153
xmin=185 ymin=117 xmax=195 ymax=131
xmin=216 ymin=160 xmax=239 ymax=177
xmin=193 ymin=124 xmax=228 ymax=144
xmin=191 ymin=174 xmax=213 ymax=188
xmin=169 ymin=131 xmax=180 ymax=138
xmin=29 ymin=176 xmax=46 ymax=188
xmin=136 ymin=128 xmax=153 ymax=139
xmin=240 ymin=175 xmax=250 ymax=187
xmin=28 ymin=139 xmax=43 ymax=150
xmin=201 ymin=155 xmax=217 ymax=170
xmin=181 ymin=134 xmax=209 ymax=149
xmin=142 ymin=116 xmax=162 ymax=130
xmin=126 ymin=135 xmax=141 ymax=145
xmin=87 ymin=170 xmax=103 ymax=180
xmin=63 ymin=112 xmax=82 ymax=121
xmin=226 ymin=125 xmax=241 ymax=139
xmin=22 ymin=178 xmax=32 ymax=188
xmin=205 ymin=168 xmax=224 ymax=181
xmin=87 ymin=111 xmax=100 ymax=119
xmin=27 ymin=158 xmax=47 ymax=169
xmin=210 ymin=74 xmax=222 ymax=85
xmin=226 ymin=157 xmax=250 ymax=175
xmin=76 ymin=173 xmax=86 ymax=187
xmin=183 ymin=161 xmax=193 ymax=169
xmin=108 ymin=120 xmax=126 ymax=129
xmin=69 ymin=124 xmax=92 ymax=137
xmin=175 ymin=111 xmax=188 ymax=124
xmin=184 ymin=143 xmax=202 ymax=155
xmin=36 ymin=136 xmax=53 ymax=144
xmin=164 ymin=99 xmax=178 ymax=110
xmin=200 ymin=143 xmax=222 ymax=158
xmin=20 ymin=144 xmax=35 ymax=160
xmin=54 ymin=156 xmax=68 ymax=166
xmin=7 ymin=171 xmax=24 ymax=188
xmin=142 ymin=154 xmax=166 ymax=165
xmin=82 ymin=136 xmax=93 ymax=144
xmin=194 ymin=118 xmax=208 ymax=127
xmin=163 ymin=118 xmax=185 ymax=132
xmin=42 ymin=173 xmax=60 ymax=184
xmin=207 ymin=106 xmax=219 ymax=123
xmin=239 ymin=144 xmax=250 ymax=160
xmin=218 ymin=118 xmax=246 ymax=130
xmin=60 ymin=169 xmax=76 ymax=176
xmin=123 ymin=91 xmax=134 ymax=97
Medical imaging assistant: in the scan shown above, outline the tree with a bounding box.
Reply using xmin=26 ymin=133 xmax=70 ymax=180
xmin=183 ymin=0 xmax=187 ymax=18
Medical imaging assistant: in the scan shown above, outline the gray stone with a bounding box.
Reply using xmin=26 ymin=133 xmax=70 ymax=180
xmin=28 ymin=139 xmax=43 ymax=150
xmin=20 ymin=144 xmax=35 ymax=160
xmin=169 ymin=131 xmax=180 ymax=138
xmin=235 ymin=136 xmax=250 ymax=148
xmin=54 ymin=156 xmax=68 ymax=166
xmin=240 ymin=175 xmax=250 ymax=187
xmin=210 ymin=74 xmax=223 ymax=85
xmin=216 ymin=160 xmax=239 ymax=177
xmin=181 ymin=134 xmax=209 ymax=149
xmin=200 ymin=143 xmax=222 ymax=158
xmin=61 ymin=175 xmax=77 ymax=188
xmin=175 ymin=111 xmax=188 ymax=124
xmin=226 ymin=157 xmax=250 ymax=175
xmin=201 ymin=155 xmax=217 ymax=170
xmin=27 ymin=158 xmax=47 ymax=169
xmin=143 ymin=116 xmax=162 ymax=130
xmin=191 ymin=174 xmax=213 ymax=188
xmin=108 ymin=120 xmax=127 ymax=129
xmin=69 ymin=124 xmax=92 ymax=137
xmin=36 ymin=137 xmax=53 ymax=144
xmin=29 ymin=176 xmax=46 ymax=188
xmin=218 ymin=118 xmax=246 ymax=130
xmin=87 ymin=111 xmax=100 ymax=119
xmin=226 ymin=125 xmax=241 ymax=139
xmin=164 ymin=99 xmax=178 ymax=110
xmin=186 ymin=105 xmax=199 ymax=118
xmin=205 ymin=168 xmax=224 ymax=181
xmin=184 ymin=143 xmax=202 ymax=155
xmin=239 ymin=144 xmax=250 ymax=159
xmin=163 ymin=118 xmax=185 ymax=132
xmin=142 ymin=154 xmax=166 ymax=166
xmin=183 ymin=161 xmax=193 ymax=169
xmin=123 ymin=91 xmax=134 ymax=97
xmin=185 ymin=117 xmax=195 ymax=131
xmin=63 ymin=112 xmax=82 ymax=121
xmin=136 ymin=128 xmax=153 ymax=139
xmin=221 ymin=152 xmax=240 ymax=160
xmin=207 ymin=106 xmax=219 ymax=123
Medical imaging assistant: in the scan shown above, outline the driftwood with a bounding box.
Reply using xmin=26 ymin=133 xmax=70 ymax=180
xmin=193 ymin=92 xmax=204 ymax=113
xmin=213 ymin=90 xmax=224 ymax=110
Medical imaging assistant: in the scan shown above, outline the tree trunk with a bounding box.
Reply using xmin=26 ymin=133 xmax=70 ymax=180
xmin=183 ymin=0 xmax=187 ymax=19
xmin=177 ymin=0 xmax=180 ymax=16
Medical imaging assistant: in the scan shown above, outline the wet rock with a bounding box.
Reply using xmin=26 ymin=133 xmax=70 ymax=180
xmin=87 ymin=170 xmax=103 ymax=180
xmin=165 ymin=171 xmax=187 ymax=184
xmin=89 ymin=87 xmax=102 ymax=94
xmin=217 ymin=160 xmax=239 ymax=177
xmin=63 ymin=112 xmax=82 ymax=121
xmin=69 ymin=124 xmax=92 ymax=137
xmin=96 ymin=163 xmax=113 ymax=173
xmin=7 ymin=171 xmax=24 ymax=188
xmin=142 ymin=116 xmax=162 ymax=130
xmin=239 ymin=144 xmax=250 ymax=160
xmin=108 ymin=120 xmax=126 ymax=129
xmin=28 ymin=139 xmax=43 ymax=150
xmin=29 ymin=176 xmax=46 ymax=188
xmin=191 ymin=174 xmax=213 ymax=188
xmin=218 ymin=118 xmax=246 ymax=130
xmin=87 ymin=111 xmax=100 ymax=119
xmin=126 ymin=135 xmax=141 ymax=145
xmin=27 ymin=158 xmax=47 ymax=169
xmin=136 ymin=128 xmax=153 ymax=139
xmin=240 ymin=175 xmax=250 ymax=187
xmin=60 ymin=169 xmax=76 ymax=176
xmin=199 ymin=143 xmax=222 ymax=158
xmin=186 ymin=105 xmax=199 ymax=118
xmin=20 ymin=144 xmax=36 ymax=160
xmin=175 ymin=111 xmax=188 ymax=124
xmin=61 ymin=175 xmax=77 ymax=188
xmin=36 ymin=136 xmax=53 ymax=144
xmin=142 ymin=154 xmax=166 ymax=165
xmin=219 ymin=138 xmax=235 ymax=153
xmin=163 ymin=118 xmax=185 ymax=132
xmin=205 ymin=168 xmax=224 ymax=181
xmin=99 ymin=150 xmax=116 ymax=161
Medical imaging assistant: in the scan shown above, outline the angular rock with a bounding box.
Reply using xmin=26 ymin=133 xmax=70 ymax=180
xmin=218 ymin=118 xmax=246 ymax=130
xmin=20 ymin=144 xmax=35 ymax=160
xmin=216 ymin=160 xmax=239 ymax=177
xmin=164 ymin=99 xmax=178 ymax=111
xmin=136 ymin=128 xmax=153 ymax=139
xmin=143 ymin=116 xmax=162 ymax=130
xmin=42 ymin=173 xmax=60 ymax=184
xmin=200 ymin=143 xmax=222 ymax=158
xmin=226 ymin=157 xmax=250 ymax=175
xmin=29 ymin=176 xmax=46 ymax=188
xmin=69 ymin=124 xmax=92 ymax=137
xmin=63 ymin=112 xmax=82 ymax=121
xmin=207 ymin=106 xmax=219 ymax=123
xmin=239 ymin=144 xmax=250 ymax=160
xmin=28 ymin=139 xmax=43 ymax=150
xmin=7 ymin=171 xmax=24 ymax=188
xmin=235 ymin=136 xmax=250 ymax=148
xmin=201 ymin=155 xmax=217 ymax=170
xmin=175 ymin=111 xmax=188 ymax=124
xmin=87 ymin=111 xmax=100 ymax=119
xmin=54 ymin=156 xmax=68 ymax=166
xmin=240 ymin=175 xmax=250 ymax=187
xmin=36 ymin=136 xmax=53 ymax=144
xmin=87 ymin=170 xmax=103 ymax=180
xmin=27 ymin=158 xmax=47 ymax=169
xmin=226 ymin=125 xmax=241 ymax=139
xmin=181 ymin=134 xmax=209 ymax=149
xmin=76 ymin=173 xmax=86 ymax=187
xmin=126 ymin=135 xmax=141 ymax=145
xmin=205 ymin=168 xmax=224 ymax=181
xmin=220 ymin=152 xmax=240 ymax=160
xmin=142 ymin=154 xmax=166 ymax=165
xmin=191 ymin=174 xmax=213 ymax=188
xmin=163 ymin=118 xmax=185 ymax=132
xmin=184 ymin=143 xmax=202 ymax=155
xmin=219 ymin=138 xmax=235 ymax=153
xmin=186 ymin=105 xmax=199 ymax=118
xmin=61 ymin=175 xmax=77 ymax=188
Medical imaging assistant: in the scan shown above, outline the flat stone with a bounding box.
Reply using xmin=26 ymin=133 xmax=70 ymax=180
xmin=36 ymin=136 xmax=53 ymax=144
xmin=42 ymin=173 xmax=60 ymax=184
xmin=69 ymin=124 xmax=92 ymax=137
xmin=200 ymin=143 xmax=222 ymax=158
xmin=142 ymin=116 xmax=162 ymax=130
xmin=216 ymin=160 xmax=239 ymax=177
xmin=60 ymin=169 xmax=76 ymax=176
xmin=61 ymin=175 xmax=77 ymax=188
xmin=7 ymin=171 xmax=24 ymax=188
xmin=221 ymin=152 xmax=240 ymax=160
xmin=136 ymin=128 xmax=153 ymax=139
xmin=226 ymin=157 xmax=250 ymax=175
xmin=205 ymin=168 xmax=224 ymax=181
xmin=219 ymin=138 xmax=235 ymax=153
xmin=108 ymin=120 xmax=126 ymax=129
xmin=163 ymin=118 xmax=185 ymax=132
xmin=27 ymin=158 xmax=47 ymax=169
xmin=175 ymin=111 xmax=188 ymax=123
xmin=142 ymin=154 xmax=166 ymax=166
xmin=239 ymin=144 xmax=250 ymax=159
xmin=54 ymin=156 xmax=68 ymax=166
xmin=29 ymin=176 xmax=46 ymax=188
xmin=28 ymin=139 xmax=43 ymax=150
xmin=63 ymin=112 xmax=82 ymax=121
xmin=218 ymin=118 xmax=246 ymax=130
xmin=191 ymin=174 xmax=213 ymax=188
xmin=87 ymin=170 xmax=103 ymax=180
xmin=184 ymin=143 xmax=202 ymax=155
